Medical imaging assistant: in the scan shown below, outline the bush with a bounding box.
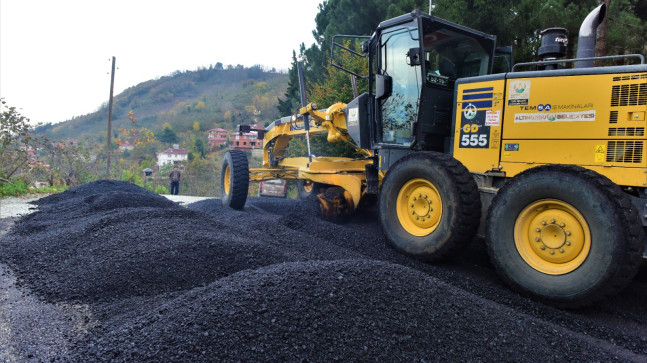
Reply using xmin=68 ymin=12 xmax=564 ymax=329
xmin=154 ymin=185 xmax=168 ymax=194
xmin=31 ymin=185 xmax=68 ymax=194
xmin=0 ymin=180 xmax=28 ymax=197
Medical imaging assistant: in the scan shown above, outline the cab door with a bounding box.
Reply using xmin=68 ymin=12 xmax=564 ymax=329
xmin=376 ymin=22 xmax=422 ymax=147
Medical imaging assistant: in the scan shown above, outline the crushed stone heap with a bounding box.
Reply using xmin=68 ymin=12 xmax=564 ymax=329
xmin=0 ymin=180 xmax=628 ymax=361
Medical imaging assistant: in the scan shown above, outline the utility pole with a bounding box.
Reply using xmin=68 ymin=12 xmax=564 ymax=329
xmin=429 ymin=0 xmax=433 ymax=14
xmin=106 ymin=56 xmax=116 ymax=178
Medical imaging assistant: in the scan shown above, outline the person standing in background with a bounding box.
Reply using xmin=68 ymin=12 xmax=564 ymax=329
xmin=169 ymin=166 xmax=181 ymax=195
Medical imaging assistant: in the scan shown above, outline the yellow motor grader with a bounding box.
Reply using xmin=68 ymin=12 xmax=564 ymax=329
xmin=221 ymin=4 xmax=647 ymax=308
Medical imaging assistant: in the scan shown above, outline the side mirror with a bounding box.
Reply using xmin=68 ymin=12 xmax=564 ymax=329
xmin=376 ymin=74 xmax=392 ymax=100
xmin=361 ymin=40 xmax=370 ymax=54
xmin=407 ymin=47 xmax=422 ymax=66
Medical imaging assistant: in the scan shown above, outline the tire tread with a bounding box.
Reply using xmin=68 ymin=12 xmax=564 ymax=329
xmin=486 ymin=165 xmax=644 ymax=308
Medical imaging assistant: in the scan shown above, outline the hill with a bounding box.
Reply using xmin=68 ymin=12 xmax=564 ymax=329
xmin=35 ymin=65 xmax=288 ymax=143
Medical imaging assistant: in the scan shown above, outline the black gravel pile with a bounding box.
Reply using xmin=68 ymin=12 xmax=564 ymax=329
xmin=1 ymin=182 xmax=645 ymax=361
xmin=32 ymin=180 xmax=153 ymax=207
xmin=10 ymin=181 xmax=177 ymax=236
xmin=0 ymin=181 xmax=361 ymax=305
xmin=75 ymin=259 xmax=619 ymax=362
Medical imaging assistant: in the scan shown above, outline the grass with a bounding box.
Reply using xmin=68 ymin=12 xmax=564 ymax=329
xmin=0 ymin=180 xmax=68 ymax=198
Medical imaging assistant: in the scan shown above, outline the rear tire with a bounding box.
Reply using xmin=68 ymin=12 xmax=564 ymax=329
xmin=486 ymin=165 xmax=644 ymax=308
xmin=378 ymin=152 xmax=480 ymax=261
xmin=221 ymin=150 xmax=249 ymax=210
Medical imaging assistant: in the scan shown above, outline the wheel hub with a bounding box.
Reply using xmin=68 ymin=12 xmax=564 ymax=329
xmin=223 ymin=165 xmax=231 ymax=195
xmin=397 ymin=179 xmax=443 ymax=236
xmin=409 ymin=193 xmax=433 ymax=219
xmin=514 ymin=200 xmax=591 ymax=275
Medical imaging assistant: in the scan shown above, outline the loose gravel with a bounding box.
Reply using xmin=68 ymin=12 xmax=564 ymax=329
xmin=0 ymin=180 xmax=645 ymax=362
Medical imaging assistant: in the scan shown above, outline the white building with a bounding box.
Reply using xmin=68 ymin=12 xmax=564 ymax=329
xmin=157 ymin=144 xmax=188 ymax=168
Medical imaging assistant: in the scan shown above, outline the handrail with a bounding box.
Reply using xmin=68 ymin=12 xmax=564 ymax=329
xmin=330 ymin=35 xmax=371 ymax=79
xmin=511 ymin=54 xmax=645 ymax=72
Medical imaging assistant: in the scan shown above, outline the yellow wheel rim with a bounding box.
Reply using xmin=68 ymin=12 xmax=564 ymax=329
xmin=223 ymin=164 xmax=231 ymax=196
xmin=302 ymin=180 xmax=314 ymax=193
xmin=514 ymin=199 xmax=591 ymax=275
xmin=396 ymin=178 xmax=443 ymax=236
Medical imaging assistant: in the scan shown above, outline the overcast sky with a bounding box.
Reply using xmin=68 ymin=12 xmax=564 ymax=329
xmin=0 ymin=0 xmax=323 ymax=125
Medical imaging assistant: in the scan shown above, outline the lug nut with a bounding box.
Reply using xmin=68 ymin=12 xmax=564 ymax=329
xmin=416 ymin=216 xmax=419 ymax=220
xmin=550 ymin=219 xmax=556 ymax=224
xmin=559 ymin=248 xmax=565 ymax=253
xmin=542 ymin=221 xmax=547 ymax=225
xmin=540 ymin=245 xmax=546 ymax=250
xmin=535 ymin=228 xmax=541 ymax=232
xmin=549 ymin=249 xmax=555 ymax=255
xmin=411 ymin=204 xmax=414 ymax=208
xmin=535 ymin=237 xmax=541 ymax=242
xmin=560 ymin=222 xmax=565 ymax=227
xmin=565 ymin=240 xmax=571 ymax=246
xmin=566 ymin=231 xmax=571 ymax=236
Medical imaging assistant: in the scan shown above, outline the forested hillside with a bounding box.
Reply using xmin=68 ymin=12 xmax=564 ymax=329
xmin=35 ymin=65 xmax=287 ymax=143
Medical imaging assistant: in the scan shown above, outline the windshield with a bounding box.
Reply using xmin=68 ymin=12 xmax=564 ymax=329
xmin=423 ymin=27 xmax=491 ymax=85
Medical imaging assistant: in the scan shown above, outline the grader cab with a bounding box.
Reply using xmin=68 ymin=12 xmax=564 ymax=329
xmin=221 ymin=4 xmax=647 ymax=308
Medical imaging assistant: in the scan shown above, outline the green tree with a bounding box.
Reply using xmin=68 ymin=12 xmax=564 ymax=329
xmin=0 ymin=98 xmax=39 ymax=182
xmin=193 ymin=138 xmax=206 ymax=158
xmin=310 ymin=40 xmax=369 ymax=107
xmin=605 ymin=0 xmax=647 ymax=59
xmin=277 ymin=0 xmax=427 ymax=116
xmin=277 ymin=51 xmax=302 ymax=116
xmin=41 ymin=140 xmax=96 ymax=187
xmin=159 ymin=124 xmax=179 ymax=144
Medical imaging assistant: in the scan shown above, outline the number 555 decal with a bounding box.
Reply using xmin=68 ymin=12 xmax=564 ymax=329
xmin=460 ymin=123 xmax=489 ymax=148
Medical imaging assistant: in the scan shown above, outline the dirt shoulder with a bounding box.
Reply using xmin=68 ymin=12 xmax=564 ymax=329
xmin=0 ymin=195 xmax=43 ymax=219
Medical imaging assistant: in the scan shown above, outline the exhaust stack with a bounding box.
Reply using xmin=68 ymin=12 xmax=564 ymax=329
xmin=576 ymin=4 xmax=606 ymax=68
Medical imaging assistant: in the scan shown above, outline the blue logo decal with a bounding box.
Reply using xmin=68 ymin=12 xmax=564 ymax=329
xmin=538 ymin=104 xmax=552 ymax=112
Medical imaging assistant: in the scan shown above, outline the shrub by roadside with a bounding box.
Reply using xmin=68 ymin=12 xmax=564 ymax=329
xmin=0 ymin=180 xmax=67 ymax=198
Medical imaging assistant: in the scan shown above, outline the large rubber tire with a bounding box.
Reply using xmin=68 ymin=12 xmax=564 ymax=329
xmin=221 ymin=150 xmax=249 ymax=210
xmin=297 ymin=180 xmax=321 ymax=200
xmin=378 ymin=151 xmax=481 ymax=261
xmin=486 ymin=165 xmax=644 ymax=308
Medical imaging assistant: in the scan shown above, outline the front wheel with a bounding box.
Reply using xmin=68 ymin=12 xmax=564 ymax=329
xmin=221 ymin=150 xmax=249 ymax=209
xmin=378 ymin=152 xmax=481 ymax=261
xmin=486 ymin=165 xmax=644 ymax=308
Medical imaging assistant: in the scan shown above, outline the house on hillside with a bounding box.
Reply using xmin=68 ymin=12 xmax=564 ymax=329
xmin=207 ymin=128 xmax=228 ymax=150
xmin=229 ymin=124 xmax=265 ymax=151
xmin=231 ymin=131 xmax=262 ymax=151
xmin=119 ymin=141 xmax=134 ymax=152
xmin=157 ymin=144 xmax=188 ymax=169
